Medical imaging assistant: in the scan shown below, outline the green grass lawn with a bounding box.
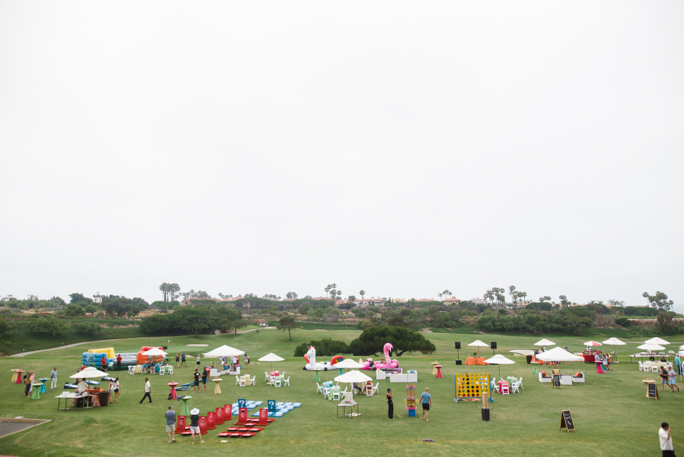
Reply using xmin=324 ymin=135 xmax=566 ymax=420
xmin=0 ymin=329 xmax=681 ymax=456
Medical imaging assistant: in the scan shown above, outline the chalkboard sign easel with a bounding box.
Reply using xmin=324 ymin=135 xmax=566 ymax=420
xmin=553 ymin=374 xmax=561 ymax=389
xmin=647 ymin=382 xmax=659 ymax=400
xmin=560 ymin=410 xmax=575 ymax=432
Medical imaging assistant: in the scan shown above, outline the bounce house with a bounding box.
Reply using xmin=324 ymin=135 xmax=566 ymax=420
xmin=82 ymin=352 xmax=109 ymax=367
xmin=88 ymin=347 xmax=115 ymax=359
xmin=137 ymin=346 xmax=165 ymax=365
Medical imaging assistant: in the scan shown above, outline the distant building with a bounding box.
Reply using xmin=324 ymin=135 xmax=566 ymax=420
xmin=442 ymin=297 xmax=461 ymax=305
xmin=93 ymin=293 xmax=103 ymax=304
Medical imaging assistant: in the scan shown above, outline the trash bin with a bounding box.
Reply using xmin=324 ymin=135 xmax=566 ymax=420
xmin=526 ymin=355 xmax=533 ymax=364
xmin=481 ymin=408 xmax=490 ymax=421
xmin=99 ymin=391 xmax=110 ymax=407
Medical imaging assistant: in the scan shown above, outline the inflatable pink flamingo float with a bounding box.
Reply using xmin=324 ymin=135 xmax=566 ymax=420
xmin=359 ymin=343 xmax=400 ymax=371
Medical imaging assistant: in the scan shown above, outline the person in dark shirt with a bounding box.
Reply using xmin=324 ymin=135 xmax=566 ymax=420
xmin=193 ymin=369 xmax=200 ymax=393
xmin=201 ymin=369 xmax=208 ymax=391
xmin=189 ymin=408 xmax=204 ymax=444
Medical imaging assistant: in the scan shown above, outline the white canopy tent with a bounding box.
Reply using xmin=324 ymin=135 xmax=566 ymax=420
xmin=204 ymin=345 xmax=245 ymax=358
xmin=70 ymin=367 xmax=108 ymax=379
xmin=142 ymin=347 xmax=167 ymax=358
xmin=534 ymin=339 xmax=556 ymax=347
xmin=484 ymin=354 xmax=515 ymax=380
xmin=468 ymin=340 xmax=490 ymax=357
xmin=536 ymin=347 xmax=583 ymax=363
xmin=258 ymin=353 xmax=285 ymax=371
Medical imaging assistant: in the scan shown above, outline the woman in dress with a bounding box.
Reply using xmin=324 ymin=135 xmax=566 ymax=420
xmin=386 ymin=388 xmax=394 ymax=419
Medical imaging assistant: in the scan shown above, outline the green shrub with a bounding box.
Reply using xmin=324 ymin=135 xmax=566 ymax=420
xmin=615 ymin=317 xmax=631 ymax=327
xmin=73 ymin=321 xmax=103 ymax=335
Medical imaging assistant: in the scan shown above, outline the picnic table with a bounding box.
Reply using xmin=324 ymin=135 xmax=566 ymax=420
xmin=55 ymin=392 xmax=88 ymax=411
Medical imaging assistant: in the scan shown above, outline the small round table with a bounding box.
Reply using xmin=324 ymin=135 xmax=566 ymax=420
xmin=595 ymin=361 xmax=604 ymax=374
xmin=15 ymin=369 xmax=24 ymax=384
xmin=31 ymin=383 xmax=43 ymax=400
xmin=213 ymin=378 xmax=222 ymax=395
xmin=435 ymin=365 xmax=443 ymax=379
xmin=179 ymin=396 xmax=192 ymax=417
xmin=313 ymin=371 xmax=320 ymax=383
xmin=168 ymin=382 xmax=179 ymax=400
xmin=432 ymin=362 xmax=440 ymax=376
xmin=11 ymin=369 xmax=18 ymax=383
xmin=531 ymin=362 xmax=538 ymax=375
xmin=39 ymin=378 xmax=49 ymax=393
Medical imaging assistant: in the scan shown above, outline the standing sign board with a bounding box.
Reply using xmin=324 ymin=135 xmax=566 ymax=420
xmin=268 ymin=400 xmax=276 ymax=413
xmin=647 ymin=382 xmax=659 ymax=400
xmin=553 ymin=374 xmax=561 ymax=389
xmin=259 ymin=408 xmax=269 ymax=425
xmin=237 ymin=407 xmax=248 ymax=424
xmin=560 ymin=410 xmax=575 ymax=432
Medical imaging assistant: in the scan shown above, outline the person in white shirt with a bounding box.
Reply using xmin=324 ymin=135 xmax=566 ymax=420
xmin=77 ymin=379 xmax=87 ymax=394
xmin=50 ymin=368 xmax=58 ymax=390
xmin=139 ymin=378 xmax=152 ymax=403
xmin=659 ymin=422 xmax=675 ymax=457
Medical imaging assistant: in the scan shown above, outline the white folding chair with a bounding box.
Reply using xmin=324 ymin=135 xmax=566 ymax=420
xmin=501 ymin=382 xmax=510 ymax=395
xmin=265 ymin=372 xmax=270 ymax=382
xmin=274 ymin=377 xmax=282 ymax=388
xmin=491 ymin=377 xmax=499 ymax=393
xmin=159 ymin=366 xmax=166 ymax=376
xmin=518 ymin=377 xmax=524 ymax=389
xmin=235 ymin=376 xmax=240 ymax=386
xmin=316 ymin=382 xmax=323 ymax=394
xmin=239 ymin=376 xmax=247 ymax=387
xmin=371 ymin=383 xmax=379 ymax=396
xmin=638 ymin=361 xmax=644 ymax=371
xmin=652 ymin=366 xmax=659 ymax=373
xmin=283 ymin=376 xmax=290 ymax=387
xmin=128 ymin=366 xmax=135 ymax=375
xmin=331 ymin=387 xmax=341 ymax=401
xmin=511 ymin=380 xmax=520 ymax=393
xmin=250 ymin=376 xmax=256 ymax=386
xmin=269 ymin=376 xmax=276 ymax=386
xmin=166 ymin=366 xmax=173 ymax=375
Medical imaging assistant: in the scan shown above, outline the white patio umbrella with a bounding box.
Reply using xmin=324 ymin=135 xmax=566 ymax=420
xmin=70 ymin=367 xmax=108 ymax=379
xmin=534 ymin=339 xmax=556 ymax=347
xmin=644 ymin=337 xmax=670 ymax=345
xmin=484 ymin=354 xmax=515 ymax=380
xmin=536 ymin=347 xmax=583 ymax=363
xmin=468 ymin=340 xmax=490 ymax=357
xmin=602 ymin=338 xmax=627 ymax=360
xmin=258 ymin=353 xmax=285 ymax=372
xmin=332 ymin=358 xmax=364 ymax=374
xmin=637 ymin=343 xmax=665 ymax=352
xmin=204 ymin=345 xmax=245 ymax=358
xmin=334 ymin=370 xmax=372 ymax=400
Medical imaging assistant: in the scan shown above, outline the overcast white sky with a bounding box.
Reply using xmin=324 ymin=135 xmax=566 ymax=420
xmin=1 ymin=1 xmax=682 ymax=310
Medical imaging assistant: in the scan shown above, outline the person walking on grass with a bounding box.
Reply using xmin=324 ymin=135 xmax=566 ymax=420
xmin=181 ymin=351 xmax=187 ymax=367
xmin=165 ymin=405 xmax=177 ymax=443
xmin=421 ymin=388 xmax=432 ymax=422
xmin=175 ymin=353 xmax=180 ymax=368
xmin=189 ymin=408 xmax=204 ymax=444
xmin=193 ymin=369 xmax=200 ymax=393
xmin=660 ymin=422 xmax=675 ymax=457
xmin=50 ymin=368 xmax=57 ymax=390
xmin=113 ymin=378 xmax=120 ymax=401
xmin=140 ymin=378 xmax=152 ymax=403
xmin=24 ymin=372 xmax=31 ymax=397
xmin=660 ymin=366 xmax=673 ymax=392
xmin=387 ymin=388 xmax=394 ymax=419
xmin=196 ymin=354 xmax=201 ymax=368
xmin=669 ymin=367 xmax=680 ymax=392
xmin=201 ymin=368 xmax=208 ymax=391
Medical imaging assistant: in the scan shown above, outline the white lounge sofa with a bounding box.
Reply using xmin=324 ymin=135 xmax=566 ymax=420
xmin=572 ymin=372 xmax=585 ymax=383
xmin=538 ymin=373 xmax=552 ymax=383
